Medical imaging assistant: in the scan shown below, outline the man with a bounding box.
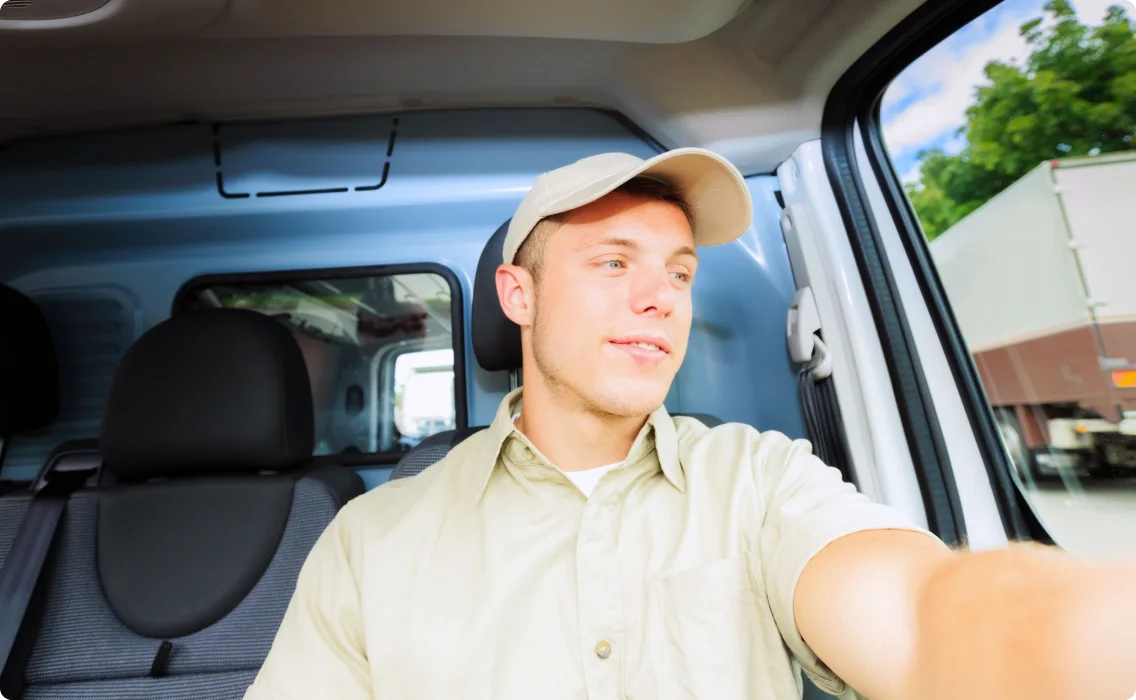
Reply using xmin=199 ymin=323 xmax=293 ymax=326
xmin=246 ymin=148 xmax=1136 ymax=700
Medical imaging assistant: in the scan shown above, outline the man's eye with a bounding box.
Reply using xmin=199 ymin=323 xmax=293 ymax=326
xmin=671 ymin=271 xmax=690 ymax=282
xmin=603 ymin=261 xmax=624 ymax=270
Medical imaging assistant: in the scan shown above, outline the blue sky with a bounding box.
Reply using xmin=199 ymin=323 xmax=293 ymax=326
xmin=881 ymin=0 xmax=1129 ymax=184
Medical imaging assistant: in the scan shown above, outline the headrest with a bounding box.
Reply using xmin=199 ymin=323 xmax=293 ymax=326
xmin=101 ymin=309 xmax=315 ymax=480
xmin=472 ymin=220 xmax=522 ymax=372
xmin=0 ymin=284 xmax=59 ymax=434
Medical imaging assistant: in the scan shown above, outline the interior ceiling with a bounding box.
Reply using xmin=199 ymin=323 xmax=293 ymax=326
xmin=0 ymin=0 xmax=925 ymax=174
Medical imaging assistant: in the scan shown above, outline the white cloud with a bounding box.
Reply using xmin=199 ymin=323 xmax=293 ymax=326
xmin=900 ymin=161 xmax=923 ymax=185
xmin=883 ymin=0 xmax=1133 ymax=156
xmin=883 ymin=19 xmax=1032 ymax=154
xmin=1073 ymin=0 xmax=1133 ymax=24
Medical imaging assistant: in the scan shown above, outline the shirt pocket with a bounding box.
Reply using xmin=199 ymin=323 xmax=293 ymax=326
xmin=655 ymin=556 xmax=791 ymax=700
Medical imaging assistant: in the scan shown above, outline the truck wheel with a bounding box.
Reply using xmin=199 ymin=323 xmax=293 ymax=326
xmin=995 ymin=408 xmax=1036 ymax=486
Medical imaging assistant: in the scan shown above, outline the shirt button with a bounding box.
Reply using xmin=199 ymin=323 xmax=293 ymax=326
xmin=524 ymin=447 xmax=534 ymax=459
xmin=595 ymin=640 xmax=612 ymax=659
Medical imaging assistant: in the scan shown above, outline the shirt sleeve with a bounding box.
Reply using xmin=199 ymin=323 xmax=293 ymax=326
xmin=244 ymin=504 xmax=372 ymax=700
xmin=753 ymin=432 xmax=940 ymax=694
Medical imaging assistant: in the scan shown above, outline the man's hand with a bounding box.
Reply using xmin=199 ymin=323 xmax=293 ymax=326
xmin=795 ymin=530 xmax=1136 ymax=700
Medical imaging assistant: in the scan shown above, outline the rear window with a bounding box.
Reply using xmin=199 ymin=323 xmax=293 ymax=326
xmin=179 ymin=267 xmax=463 ymax=461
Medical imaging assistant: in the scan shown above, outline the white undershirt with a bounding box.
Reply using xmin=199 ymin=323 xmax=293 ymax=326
xmin=513 ymin=412 xmax=624 ymax=497
xmin=561 ymin=461 xmax=624 ymax=498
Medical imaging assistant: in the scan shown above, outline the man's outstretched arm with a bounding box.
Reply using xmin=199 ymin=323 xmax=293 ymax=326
xmin=795 ymin=520 xmax=1136 ymax=700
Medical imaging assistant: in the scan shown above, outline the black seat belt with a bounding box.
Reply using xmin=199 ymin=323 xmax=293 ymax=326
xmin=0 ymin=453 xmax=98 ymax=696
xmin=798 ymin=351 xmax=851 ymax=473
xmin=788 ymin=287 xmax=854 ymax=481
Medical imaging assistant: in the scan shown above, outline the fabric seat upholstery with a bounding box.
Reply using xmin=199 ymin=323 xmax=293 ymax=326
xmin=390 ymin=222 xmax=723 ymax=481
xmin=0 ymin=308 xmax=363 ymax=699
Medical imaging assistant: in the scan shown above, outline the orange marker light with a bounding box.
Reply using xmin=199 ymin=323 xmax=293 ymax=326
xmin=1112 ymin=370 xmax=1136 ymax=389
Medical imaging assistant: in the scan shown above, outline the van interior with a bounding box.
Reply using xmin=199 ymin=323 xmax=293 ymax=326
xmin=0 ymin=0 xmax=1036 ymax=698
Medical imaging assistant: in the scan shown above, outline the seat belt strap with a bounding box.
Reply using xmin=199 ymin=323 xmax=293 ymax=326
xmin=788 ymin=287 xmax=853 ymax=481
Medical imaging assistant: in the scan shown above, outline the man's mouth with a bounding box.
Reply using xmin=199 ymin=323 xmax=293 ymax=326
xmin=608 ymin=336 xmax=671 ymax=359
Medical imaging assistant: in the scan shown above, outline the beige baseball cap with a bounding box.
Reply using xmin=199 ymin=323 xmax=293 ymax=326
xmin=502 ymin=147 xmax=753 ymax=264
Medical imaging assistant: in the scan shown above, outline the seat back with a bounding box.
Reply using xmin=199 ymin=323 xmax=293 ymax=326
xmin=0 ymin=284 xmax=64 ymax=666
xmin=0 ymin=308 xmax=363 ymax=699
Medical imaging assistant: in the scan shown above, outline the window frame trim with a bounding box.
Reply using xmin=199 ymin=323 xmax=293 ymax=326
xmin=821 ymin=0 xmax=1053 ymax=543
xmin=172 ymin=262 xmax=468 ymax=468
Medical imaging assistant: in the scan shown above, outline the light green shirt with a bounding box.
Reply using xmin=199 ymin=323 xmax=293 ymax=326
xmin=246 ymin=388 xmax=933 ymax=699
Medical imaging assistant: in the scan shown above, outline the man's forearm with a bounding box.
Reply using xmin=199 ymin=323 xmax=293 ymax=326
xmin=909 ymin=543 xmax=1136 ymax=700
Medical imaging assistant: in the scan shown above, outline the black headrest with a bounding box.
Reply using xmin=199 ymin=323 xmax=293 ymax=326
xmin=101 ymin=309 xmax=315 ymax=480
xmin=472 ymin=220 xmax=522 ymax=372
xmin=0 ymin=284 xmax=59 ymax=435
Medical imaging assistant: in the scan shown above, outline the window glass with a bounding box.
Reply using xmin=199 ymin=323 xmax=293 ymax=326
xmin=394 ymin=349 xmax=456 ymax=447
xmin=882 ymin=0 xmax=1136 ymax=560
xmin=182 ymin=271 xmax=457 ymax=458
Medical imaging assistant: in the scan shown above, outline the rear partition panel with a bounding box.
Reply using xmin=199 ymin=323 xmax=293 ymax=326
xmin=0 ymin=109 xmax=804 ymax=482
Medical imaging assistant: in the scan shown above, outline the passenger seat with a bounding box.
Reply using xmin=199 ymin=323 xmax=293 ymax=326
xmin=390 ymin=221 xmax=723 ymax=481
xmin=0 ymin=308 xmax=363 ymax=699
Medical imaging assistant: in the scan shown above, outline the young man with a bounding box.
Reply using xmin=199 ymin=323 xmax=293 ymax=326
xmin=246 ymin=149 xmax=1136 ymax=700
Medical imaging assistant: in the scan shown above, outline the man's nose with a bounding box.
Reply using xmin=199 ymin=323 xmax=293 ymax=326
xmin=629 ymin=265 xmax=676 ymax=316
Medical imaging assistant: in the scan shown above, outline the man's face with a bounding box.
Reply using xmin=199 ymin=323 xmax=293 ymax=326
xmin=509 ymin=192 xmax=698 ymax=417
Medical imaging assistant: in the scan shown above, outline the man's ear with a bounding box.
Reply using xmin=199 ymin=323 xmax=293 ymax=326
xmin=496 ymin=264 xmax=535 ymax=327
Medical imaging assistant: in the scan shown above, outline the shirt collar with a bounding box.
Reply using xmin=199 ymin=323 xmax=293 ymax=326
xmin=467 ymin=388 xmax=686 ymax=501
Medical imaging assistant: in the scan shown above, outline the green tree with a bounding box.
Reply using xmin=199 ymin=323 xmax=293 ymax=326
xmin=905 ymin=0 xmax=1136 ymax=239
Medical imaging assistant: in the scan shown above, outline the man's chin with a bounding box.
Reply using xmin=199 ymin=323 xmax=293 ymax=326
xmin=582 ymin=382 xmax=670 ymax=419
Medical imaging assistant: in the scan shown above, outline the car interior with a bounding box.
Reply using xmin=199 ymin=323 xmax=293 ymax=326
xmin=0 ymin=0 xmax=1066 ymax=697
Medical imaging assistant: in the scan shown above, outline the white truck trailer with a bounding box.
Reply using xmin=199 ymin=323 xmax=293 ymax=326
xmin=930 ymin=152 xmax=1136 ymax=479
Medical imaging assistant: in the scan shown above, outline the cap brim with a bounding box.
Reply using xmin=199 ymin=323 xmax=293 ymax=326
xmin=542 ymin=147 xmax=753 ymax=249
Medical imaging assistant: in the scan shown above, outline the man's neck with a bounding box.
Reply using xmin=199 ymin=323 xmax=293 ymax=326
xmin=514 ymin=381 xmax=648 ymax=473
